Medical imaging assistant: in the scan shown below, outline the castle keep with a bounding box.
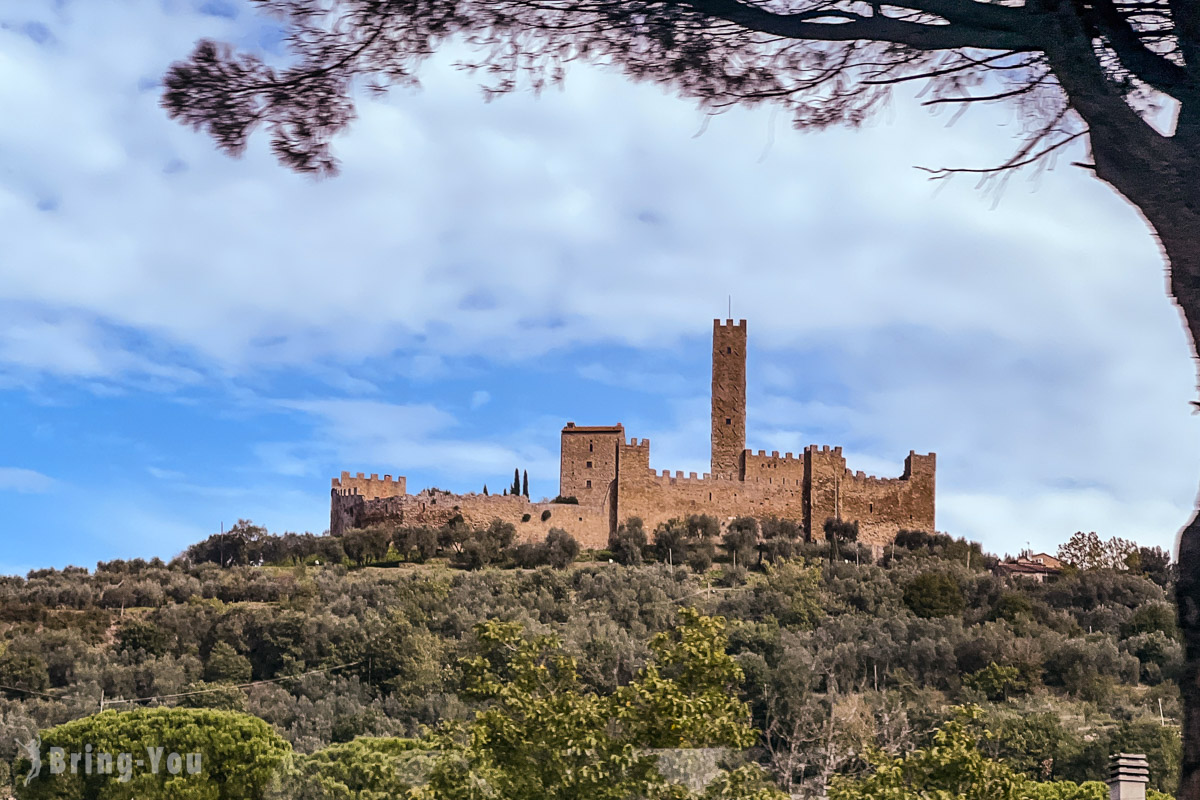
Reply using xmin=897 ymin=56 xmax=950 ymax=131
xmin=331 ymin=320 xmax=936 ymax=551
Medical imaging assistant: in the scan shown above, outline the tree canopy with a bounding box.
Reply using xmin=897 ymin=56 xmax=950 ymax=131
xmin=15 ymin=708 xmax=290 ymax=800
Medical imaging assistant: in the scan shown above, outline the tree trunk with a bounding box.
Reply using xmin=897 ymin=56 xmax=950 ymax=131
xmin=1139 ymin=185 xmax=1200 ymax=800
xmin=1170 ymin=235 xmax=1200 ymax=800
xmin=1082 ymin=119 xmax=1200 ymax=795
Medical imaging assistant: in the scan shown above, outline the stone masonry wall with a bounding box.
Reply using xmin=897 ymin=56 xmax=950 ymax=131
xmin=331 ymin=488 xmax=612 ymax=549
xmin=331 ymin=471 xmax=407 ymax=498
xmin=613 ymin=439 xmax=934 ymax=545
xmin=710 ymin=319 xmax=747 ymax=480
xmin=559 ymin=423 xmax=623 ymax=507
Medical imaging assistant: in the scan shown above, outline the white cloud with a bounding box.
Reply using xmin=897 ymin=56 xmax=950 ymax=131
xmin=0 ymin=467 xmax=55 ymax=494
xmin=1 ymin=0 xmax=1197 ymax=557
xmin=265 ymin=398 xmax=558 ymax=492
xmin=470 ymin=390 xmax=491 ymax=409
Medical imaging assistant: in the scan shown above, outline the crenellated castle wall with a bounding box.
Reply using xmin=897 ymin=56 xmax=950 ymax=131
xmin=330 ymin=487 xmax=612 ymax=549
xmin=611 ymin=439 xmax=931 ymax=542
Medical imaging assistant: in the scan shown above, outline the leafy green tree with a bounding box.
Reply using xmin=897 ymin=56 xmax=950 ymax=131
xmin=991 ymin=592 xmax=1035 ymax=624
xmin=750 ymin=561 xmax=825 ymax=629
xmin=453 ymin=519 xmax=517 ymax=570
xmin=1123 ymin=602 xmax=1179 ymax=640
xmin=418 ymin=608 xmax=779 ymax=800
xmin=202 ymin=641 xmax=252 ymax=684
xmin=268 ymin=737 xmax=436 ymax=800
xmin=903 ymin=572 xmax=965 ymax=619
xmin=758 ymin=517 xmax=800 ymax=565
xmin=395 ymin=526 xmax=440 ymax=563
xmin=116 ymin=619 xmax=170 ymax=657
xmin=823 ymin=519 xmax=859 ymax=561
xmin=16 ymin=708 xmax=290 ymax=800
xmin=827 ymin=707 xmax=1164 ymax=800
xmin=0 ymin=650 xmax=50 ymax=694
xmin=611 ymin=518 xmax=647 ymax=566
xmin=1058 ymin=532 xmax=1139 ymax=572
xmin=177 ymin=682 xmax=248 ymax=712
xmin=985 ymin=711 xmax=1069 ymax=782
xmin=1133 ymin=546 xmax=1175 ymax=588
xmin=654 ymin=519 xmax=690 ymax=567
xmin=1111 ymin=720 xmax=1182 ymax=795
xmin=829 ymin=707 xmax=1029 ymax=800
xmin=544 ymin=528 xmax=580 ymax=569
xmin=341 ymin=527 xmax=391 ymax=566
xmin=722 ymin=518 xmax=759 ymax=568
xmin=963 ymin=663 xmax=1029 ymax=701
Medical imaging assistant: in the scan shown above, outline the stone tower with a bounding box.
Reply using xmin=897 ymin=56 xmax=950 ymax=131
xmin=711 ymin=319 xmax=747 ymax=480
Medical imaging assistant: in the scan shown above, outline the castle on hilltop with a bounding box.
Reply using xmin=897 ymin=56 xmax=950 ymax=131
xmin=331 ymin=319 xmax=936 ymax=553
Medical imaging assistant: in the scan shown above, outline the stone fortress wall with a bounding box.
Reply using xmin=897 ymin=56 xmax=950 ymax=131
xmin=331 ymin=319 xmax=936 ymax=552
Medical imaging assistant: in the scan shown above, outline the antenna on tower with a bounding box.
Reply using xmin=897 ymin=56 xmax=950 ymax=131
xmin=728 ymin=295 xmax=732 ymax=318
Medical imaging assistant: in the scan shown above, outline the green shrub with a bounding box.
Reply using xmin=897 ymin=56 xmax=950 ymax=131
xmin=903 ymin=572 xmax=965 ymax=618
xmin=16 ymin=708 xmax=290 ymax=800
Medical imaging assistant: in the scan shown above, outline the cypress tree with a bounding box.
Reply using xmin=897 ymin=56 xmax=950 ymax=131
xmin=512 ymin=468 xmax=521 ymax=496
xmin=522 ymin=470 xmax=529 ymax=498
xmin=483 ymin=484 xmax=488 ymax=496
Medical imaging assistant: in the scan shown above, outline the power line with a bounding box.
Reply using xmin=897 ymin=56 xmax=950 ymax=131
xmin=0 ymin=684 xmax=60 ymax=699
xmin=1 ymin=661 xmax=362 ymax=707
xmin=104 ymin=661 xmax=363 ymax=707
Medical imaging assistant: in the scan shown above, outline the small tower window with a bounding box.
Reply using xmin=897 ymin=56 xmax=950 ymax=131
xmin=589 ymin=442 xmax=593 ymax=452
xmin=726 ymin=347 xmax=732 ymax=354
xmin=586 ymin=461 xmax=593 ymax=468
xmin=586 ymin=480 xmax=592 ymax=488
xmin=726 ymin=418 xmax=732 ymax=425
xmin=869 ymin=502 xmax=874 ymax=512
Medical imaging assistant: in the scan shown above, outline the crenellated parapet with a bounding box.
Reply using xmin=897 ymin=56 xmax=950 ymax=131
xmin=331 ymin=471 xmax=407 ymax=499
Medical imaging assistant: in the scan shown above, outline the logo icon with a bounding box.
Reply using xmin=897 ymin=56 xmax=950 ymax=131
xmin=16 ymin=736 xmax=42 ymax=786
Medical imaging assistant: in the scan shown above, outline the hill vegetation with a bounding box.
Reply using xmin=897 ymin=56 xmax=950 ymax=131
xmin=0 ymin=515 xmax=1183 ymax=797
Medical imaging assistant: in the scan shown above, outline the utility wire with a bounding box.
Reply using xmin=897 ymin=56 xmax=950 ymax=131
xmin=0 ymin=661 xmax=362 ymax=706
xmin=104 ymin=660 xmax=363 ymax=706
xmin=0 ymin=684 xmax=61 ymax=699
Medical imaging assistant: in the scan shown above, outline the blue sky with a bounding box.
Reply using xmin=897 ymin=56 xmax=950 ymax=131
xmin=2 ymin=0 xmax=1198 ymax=574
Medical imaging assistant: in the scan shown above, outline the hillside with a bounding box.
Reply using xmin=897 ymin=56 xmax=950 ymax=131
xmin=0 ymin=521 xmax=1183 ymax=797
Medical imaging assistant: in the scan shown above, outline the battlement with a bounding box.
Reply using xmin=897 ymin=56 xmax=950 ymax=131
xmin=331 ymin=471 xmax=407 ymax=500
xmin=621 ymin=437 xmax=651 ymax=450
xmin=714 ymin=318 xmax=747 ymax=329
xmin=843 ymin=468 xmax=902 ymax=486
xmin=646 ymin=468 xmax=737 ymax=486
xmin=903 ymin=451 xmax=937 ymax=478
xmin=747 ymin=449 xmax=802 ymax=463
